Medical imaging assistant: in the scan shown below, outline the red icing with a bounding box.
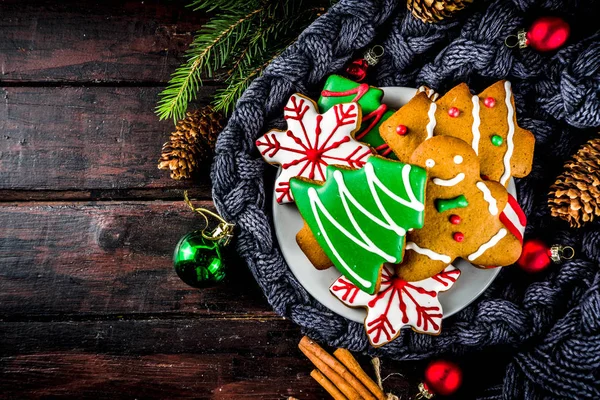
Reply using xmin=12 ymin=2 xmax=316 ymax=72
xmin=453 ymin=232 xmax=465 ymax=242
xmin=449 ymin=214 xmax=461 ymax=225
xmin=448 ymin=107 xmax=460 ymax=118
xmin=484 ymin=97 xmax=496 ymax=108
xmin=396 ymin=124 xmax=408 ymax=135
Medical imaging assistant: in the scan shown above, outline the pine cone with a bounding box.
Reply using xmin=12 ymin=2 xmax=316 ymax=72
xmin=549 ymin=138 xmax=600 ymax=228
xmin=407 ymin=0 xmax=473 ymax=23
xmin=158 ymin=106 xmax=225 ymax=180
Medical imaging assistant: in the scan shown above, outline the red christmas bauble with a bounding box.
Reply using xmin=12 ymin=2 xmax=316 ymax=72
xmin=346 ymin=58 xmax=368 ymax=82
xmin=424 ymin=359 xmax=463 ymax=396
xmin=526 ymin=16 xmax=570 ymax=52
xmin=517 ymin=239 xmax=551 ymax=273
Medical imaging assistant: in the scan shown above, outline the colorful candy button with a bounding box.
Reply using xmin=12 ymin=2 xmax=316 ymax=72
xmin=453 ymin=232 xmax=465 ymax=242
xmin=491 ymin=135 xmax=504 ymax=146
xmin=449 ymin=214 xmax=461 ymax=225
xmin=448 ymin=107 xmax=460 ymax=118
xmin=396 ymin=124 xmax=408 ymax=135
xmin=484 ymin=97 xmax=496 ymax=108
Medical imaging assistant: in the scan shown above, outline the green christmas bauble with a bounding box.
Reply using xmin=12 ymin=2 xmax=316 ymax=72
xmin=173 ymin=230 xmax=225 ymax=287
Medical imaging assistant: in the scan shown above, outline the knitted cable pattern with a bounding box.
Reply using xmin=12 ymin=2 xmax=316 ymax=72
xmin=211 ymin=0 xmax=600 ymax=397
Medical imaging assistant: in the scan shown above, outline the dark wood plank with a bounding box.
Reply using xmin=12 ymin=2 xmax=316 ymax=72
xmin=0 ymin=319 xmax=318 ymax=399
xmin=0 ymin=319 xmax=415 ymax=399
xmin=0 ymin=201 xmax=273 ymax=319
xmin=0 ymin=86 xmax=219 ymax=198
xmin=0 ymin=0 xmax=202 ymax=84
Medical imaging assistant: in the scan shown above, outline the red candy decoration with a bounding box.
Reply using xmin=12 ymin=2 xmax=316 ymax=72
xmin=423 ymin=360 xmax=463 ymax=396
xmin=527 ymin=16 xmax=570 ymax=52
xmin=484 ymin=97 xmax=496 ymax=108
xmin=448 ymin=107 xmax=460 ymax=118
xmin=396 ymin=124 xmax=408 ymax=135
xmin=453 ymin=232 xmax=465 ymax=242
xmin=345 ymin=58 xmax=368 ymax=82
xmin=517 ymin=239 xmax=552 ymax=273
xmin=449 ymin=214 xmax=461 ymax=225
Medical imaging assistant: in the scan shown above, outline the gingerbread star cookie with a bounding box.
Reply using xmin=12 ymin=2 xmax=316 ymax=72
xmin=395 ymin=136 xmax=524 ymax=282
xmin=256 ymin=93 xmax=372 ymax=204
xmin=380 ymin=81 xmax=535 ymax=186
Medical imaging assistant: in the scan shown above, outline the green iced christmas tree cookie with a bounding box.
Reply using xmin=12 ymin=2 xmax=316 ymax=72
xmin=318 ymin=75 xmax=396 ymax=159
xmin=290 ymin=156 xmax=427 ymax=294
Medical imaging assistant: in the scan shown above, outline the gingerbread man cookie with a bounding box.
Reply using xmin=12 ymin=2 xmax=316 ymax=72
xmin=380 ymin=81 xmax=535 ymax=186
xmin=395 ymin=136 xmax=523 ymax=282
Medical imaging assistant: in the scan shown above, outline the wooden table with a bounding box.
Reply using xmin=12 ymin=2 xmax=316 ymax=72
xmin=0 ymin=1 xmax=426 ymax=398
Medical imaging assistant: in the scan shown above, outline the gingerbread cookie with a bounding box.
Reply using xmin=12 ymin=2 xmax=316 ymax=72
xmin=395 ymin=136 xmax=524 ymax=281
xmin=318 ymin=75 xmax=396 ymax=158
xmin=290 ymin=156 xmax=426 ymax=294
xmin=256 ymin=93 xmax=372 ymax=204
xmin=380 ymin=81 xmax=535 ymax=186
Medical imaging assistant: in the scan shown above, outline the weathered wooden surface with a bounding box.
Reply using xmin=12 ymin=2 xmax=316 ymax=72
xmin=0 ymin=86 xmax=216 ymax=197
xmin=0 ymin=0 xmax=202 ymax=84
xmin=0 ymin=1 xmax=420 ymax=399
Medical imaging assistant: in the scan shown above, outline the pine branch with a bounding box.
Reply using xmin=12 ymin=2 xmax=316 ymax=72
xmin=156 ymin=0 xmax=332 ymax=122
xmin=156 ymin=8 xmax=263 ymax=122
xmin=213 ymin=47 xmax=287 ymax=114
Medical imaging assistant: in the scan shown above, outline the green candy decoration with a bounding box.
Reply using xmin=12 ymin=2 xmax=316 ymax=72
xmin=174 ymin=230 xmax=226 ymax=287
xmin=318 ymin=75 xmax=397 ymax=159
xmin=435 ymin=195 xmax=469 ymax=213
xmin=491 ymin=134 xmax=504 ymax=146
xmin=290 ymin=156 xmax=427 ymax=294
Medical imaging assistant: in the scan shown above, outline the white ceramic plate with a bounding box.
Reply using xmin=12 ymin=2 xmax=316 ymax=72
xmin=272 ymin=87 xmax=513 ymax=323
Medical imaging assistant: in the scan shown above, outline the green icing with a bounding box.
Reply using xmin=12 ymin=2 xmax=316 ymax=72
xmin=491 ymin=134 xmax=504 ymax=146
xmin=318 ymin=75 xmax=397 ymax=160
xmin=435 ymin=195 xmax=469 ymax=213
xmin=290 ymin=156 xmax=426 ymax=294
xmin=318 ymin=75 xmax=383 ymax=113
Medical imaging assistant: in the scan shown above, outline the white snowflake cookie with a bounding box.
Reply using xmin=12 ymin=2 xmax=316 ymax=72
xmin=330 ymin=265 xmax=461 ymax=347
xmin=255 ymin=93 xmax=372 ymax=203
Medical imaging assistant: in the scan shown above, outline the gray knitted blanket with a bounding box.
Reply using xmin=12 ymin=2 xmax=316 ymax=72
xmin=211 ymin=0 xmax=600 ymax=398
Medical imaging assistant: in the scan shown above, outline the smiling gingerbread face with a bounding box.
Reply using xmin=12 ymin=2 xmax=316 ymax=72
xmin=409 ymin=136 xmax=480 ymax=184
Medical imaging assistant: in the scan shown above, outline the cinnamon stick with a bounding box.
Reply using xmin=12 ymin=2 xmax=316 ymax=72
xmin=299 ymin=342 xmax=361 ymax=400
xmin=299 ymin=337 xmax=375 ymax=400
xmin=334 ymin=348 xmax=385 ymax=400
xmin=310 ymin=369 xmax=348 ymax=400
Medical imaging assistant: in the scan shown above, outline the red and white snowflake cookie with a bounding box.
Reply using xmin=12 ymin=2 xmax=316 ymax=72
xmin=255 ymin=93 xmax=372 ymax=203
xmin=330 ymin=265 xmax=461 ymax=347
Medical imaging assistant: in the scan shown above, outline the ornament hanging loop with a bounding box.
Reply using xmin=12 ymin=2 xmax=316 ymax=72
xmin=549 ymin=244 xmax=575 ymax=263
xmin=183 ymin=191 xmax=234 ymax=245
xmin=505 ymin=29 xmax=528 ymax=48
xmin=363 ymin=45 xmax=385 ymax=66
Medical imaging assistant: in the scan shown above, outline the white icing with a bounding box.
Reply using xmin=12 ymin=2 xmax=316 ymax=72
xmin=330 ymin=265 xmax=460 ymax=346
xmin=501 ymin=198 xmax=526 ymax=237
xmin=467 ymin=228 xmax=507 ymax=261
xmin=476 ymin=181 xmax=498 ymax=215
xmin=418 ymin=86 xmax=440 ymax=102
xmin=471 ymin=95 xmax=481 ymax=155
xmin=256 ymin=94 xmax=371 ymax=204
xmin=406 ymin=242 xmax=451 ymax=263
xmin=425 ymin=103 xmax=437 ymax=139
xmin=307 ymin=163 xmax=425 ymax=288
xmin=432 ymin=173 xmax=465 ymax=187
xmin=500 ymin=81 xmax=515 ymax=186
xmin=426 ymin=159 xmax=435 ymax=168
xmin=454 ymin=155 xmax=463 ymax=164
